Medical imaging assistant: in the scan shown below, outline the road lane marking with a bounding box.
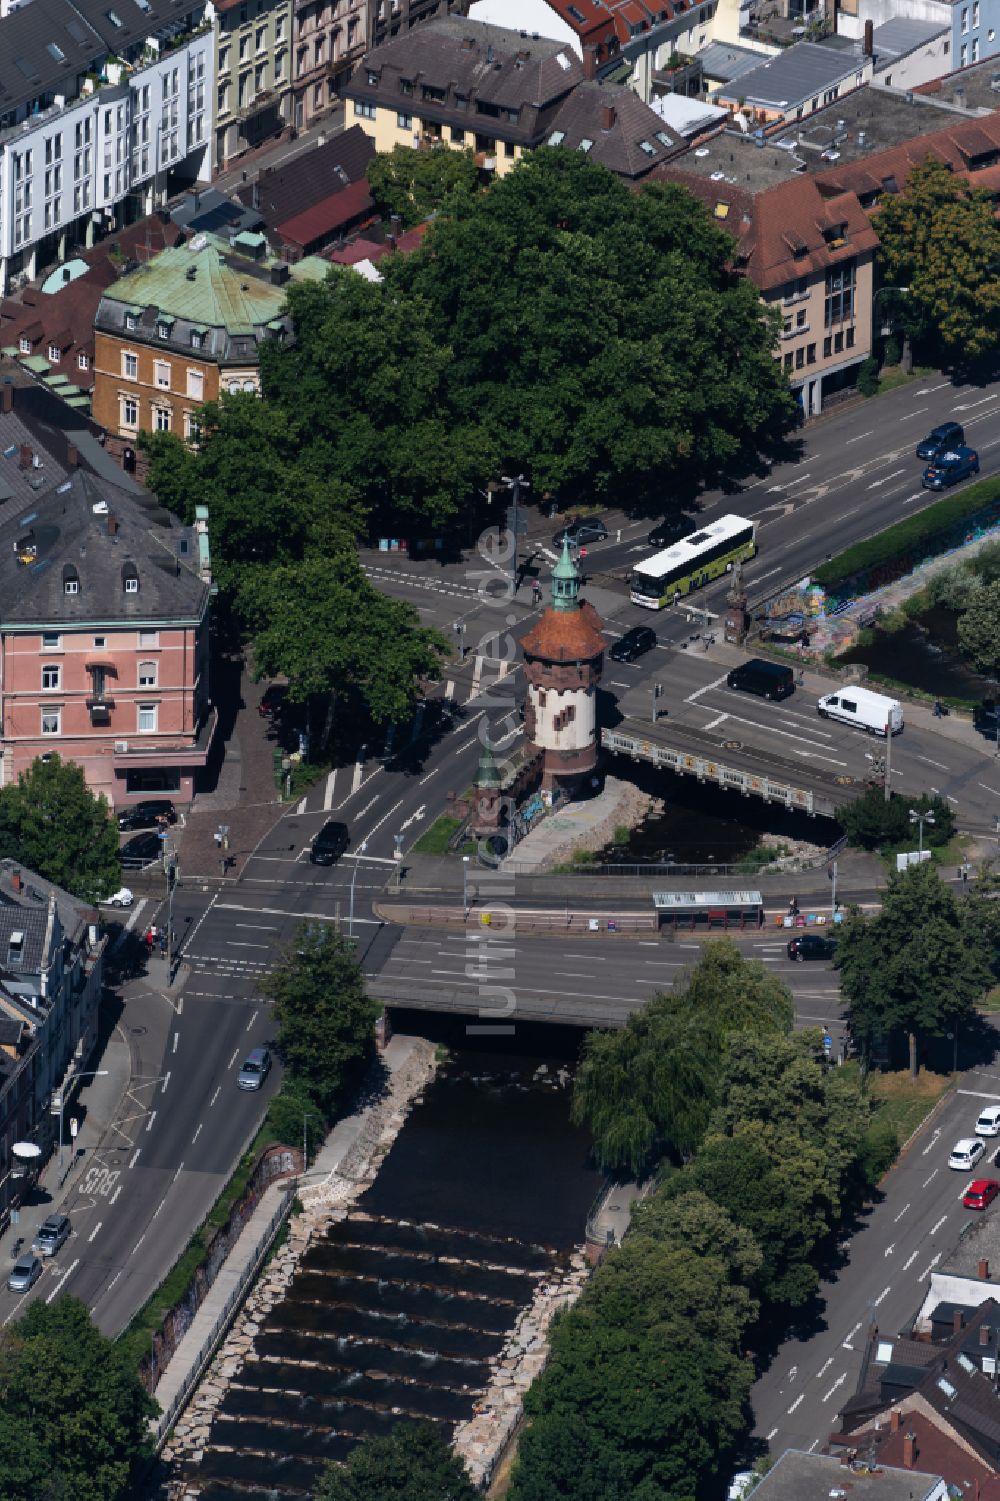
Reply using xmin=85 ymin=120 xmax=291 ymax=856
xmin=846 ymin=429 xmax=875 ymax=444
xmin=902 ymin=1249 xmax=919 ymax=1271
xmin=161 ymin=1071 xmax=170 ymax=1094
xmin=88 ymin=1222 xmax=103 ymax=1243
xmin=884 ymin=1243 xmax=895 ymax=1257
xmin=822 ymin=1374 xmax=847 ymax=1402
xmin=128 ymin=1149 xmax=140 ymax=1168
xmin=686 ymin=673 xmax=729 ymax=703
xmin=109 ymin=1185 xmax=122 ymax=1207
xmin=894 ymin=1203 xmax=910 ymax=1223
xmin=874 ymin=1286 xmax=891 ymax=1306
xmin=767 ymin=1427 xmax=779 ymax=1441
xmin=703 ymin=712 xmax=728 ymax=730
xmin=816 ymin=1356 xmax=834 ymax=1377
xmin=920 ymin=1253 xmax=942 ymax=1279
xmin=898 ymin=406 xmax=929 ymax=421
xmin=172 ymin=1032 xmax=178 ymax=1054
xmin=787 ymin=1395 xmax=804 ymax=1414
xmin=191 ymin=1124 xmax=203 ymax=1145
xmin=323 ymin=769 xmax=336 ymax=811
xmin=922 ymin=1130 xmax=941 ymax=1158
xmin=146 ymin=1110 xmax=157 ymax=1132
xmin=210 ymin=1086 xmax=221 ymax=1107
xmin=922 ymin=1169 xmax=938 ymax=1186
xmin=957 ymin=1088 xmax=1000 ymax=1100
xmin=360 ymin=796 xmax=406 ymax=842
xmin=868 ymin=468 xmax=906 ymax=488
xmin=930 ymin=1216 xmax=949 ymax=1235
xmin=45 ymin=1258 xmax=79 ymax=1303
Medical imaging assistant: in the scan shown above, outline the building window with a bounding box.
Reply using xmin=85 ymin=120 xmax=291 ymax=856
xmin=807 ymin=343 xmax=816 ymax=364
xmin=94 ymin=636 xmax=106 ymax=648
xmin=962 ymin=6 xmax=969 ymax=29
xmin=138 ymin=703 xmax=158 ymax=734
xmin=824 ymin=261 xmax=855 ymax=327
xmin=125 ymin=313 xmax=137 ymax=331
xmin=122 ymin=351 xmax=138 ymax=380
xmin=183 ymin=412 xmax=201 ymax=441
xmin=78 ymin=352 xmax=89 ymax=371
xmin=42 ymin=633 xmax=60 ymax=649
xmin=154 ymin=359 xmax=171 ymax=389
xmin=795 ymin=309 xmax=806 ymax=329
xmin=834 ymin=330 xmax=844 ymax=353
xmin=63 ymin=565 xmax=80 ymax=595
xmin=41 ymin=664 xmax=61 ymax=691
xmin=397 ymin=111 xmax=412 ymax=129
xmin=846 ymin=327 xmax=855 ymax=348
xmin=504 ymin=141 xmax=515 ymax=159
xmin=186 ymin=368 xmax=204 ymax=400
xmin=961 ymin=41 xmax=968 ymax=64
xmin=783 ymin=352 xmax=793 ymax=371
xmin=974 ymin=0 xmax=980 ymax=23
xmin=124 ymin=575 xmax=139 ymax=594
xmin=18 ymin=336 xmax=30 ymax=355
xmin=823 ymin=336 xmax=832 ymax=357
xmin=47 ymin=343 xmax=61 ymax=363
xmin=41 ymin=707 xmax=61 ymax=736
xmin=355 ymin=100 xmax=376 ymax=119
xmin=138 ymin=660 xmax=157 ymax=688
xmin=451 ymin=125 xmax=464 ymax=143
xmin=138 ymin=630 xmax=159 ymax=648
xmin=795 ymin=347 xmax=805 ymax=369
xmin=154 ymin=406 xmax=171 ymax=432
xmin=122 ymin=396 xmax=138 ymax=428
xmin=973 ymin=35 xmax=980 ymax=59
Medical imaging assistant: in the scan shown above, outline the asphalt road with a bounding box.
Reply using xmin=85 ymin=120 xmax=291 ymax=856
xmin=751 ymin=1069 xmax=1000 ymax=1455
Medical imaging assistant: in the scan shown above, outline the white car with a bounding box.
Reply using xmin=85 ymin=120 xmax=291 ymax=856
xmin=949 ymin=1138 xmax=986 ymax=1171
xmin=104 ymin=887 xmax=134 ymax=909
xmin=976 ymin=1106 xmax=1000 ymax=1137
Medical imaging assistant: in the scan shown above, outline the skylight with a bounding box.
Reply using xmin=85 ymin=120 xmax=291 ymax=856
xmin=106 ymin=8 xmax=124 ymax=26
xmin=555 ymin=51 xmax=571 ymax=70
xmin=134 ymin=0 xmax=152 ymax=12
xmin=46 ymin=41 xmax=67 ymax=62
xmin=654 ymin=131 xmax=673 ymax=147
xmin=579 ymin=137 xmax=593 ymax=152
xmin=638 ymin=139 xmax=656 ymax=156
xmin=548 ymin=130 xmax=566 ymax=145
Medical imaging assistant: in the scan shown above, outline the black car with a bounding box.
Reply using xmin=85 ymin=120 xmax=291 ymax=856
xmin=609 ymin=626 xmax=657 ymax=663
xmin=258 ymin=683 xmax=288 ymax=718
xmin=787 ymin=933 xmax=836 ymax=961
xmin=974 ymin=700 xmax=1000 ymax=740
xmin=552 ymin=518 xmax=609 ymax=548
xmin=647 ymin=517 xmax=687 ymax=548
xmin=120 ymin=831 xmax=163 ymax=869
xmin=310 ymin=820 xmax=350 ymax=866
xmin=118 ymin=799 xmax=176 ymax=832
xmin=916 ymin=421 xmax=964 ymax=461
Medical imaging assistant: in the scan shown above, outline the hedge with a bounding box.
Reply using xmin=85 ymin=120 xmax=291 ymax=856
xmin=813 ymin=474 xmax=1000 ymax=594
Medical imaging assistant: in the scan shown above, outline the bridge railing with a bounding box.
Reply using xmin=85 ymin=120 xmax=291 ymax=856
xmin=375 ymin=903 xmax=658 ymax=935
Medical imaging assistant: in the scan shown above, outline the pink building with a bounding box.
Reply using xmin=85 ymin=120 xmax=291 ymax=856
xmin=0 ymin=471 xmax=214 ymax=808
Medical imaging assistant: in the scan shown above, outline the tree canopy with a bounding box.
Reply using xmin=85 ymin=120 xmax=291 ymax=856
xmin=0 ymin=1297 xmax=155 ymax=1501
xmin=875 ymin=156 xmax=1000 ymax=364
xmin=367 ymin=144 xmax=479 ymax=228
xmin=836 ymin=862 xmax=991 ymax=1076
xmin=839 ymin=788 xmax=955 ymax=852
xmin=958 ymin=578 xmax=1000 ymax=676
xmin=314 ymin=1424 xmax=478 ymax=1501
xmin=263 ymin=923 xmax=380 ymax=1117
xmin=0 ymin=755 xmax=122 ymax=902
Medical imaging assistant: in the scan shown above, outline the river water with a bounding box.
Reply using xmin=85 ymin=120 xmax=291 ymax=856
xmin=837 ymin=604 xmax=998 ymax=701
xmin=192 ymin=1031 xmax=599 ymax=1501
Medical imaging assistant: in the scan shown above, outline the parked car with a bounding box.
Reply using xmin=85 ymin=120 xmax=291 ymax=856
xmin=727 ymin=659 xmax=795 ymax=701
xmin=609 ymin=626 xmax=657 ymax=663
xmin=786 ymin=933 xmax=836 ymax=961
xmin=32 ymin=1214 xmax=70 ymax=1258
xmin=120 ymin=831 xmax=162 ymax=870
xmin=964 ymin=1179 xmax=1000 ymax=1211
xmin=117 ymin=799 xmax=176 ymax=833
xmin=977 ymin=1106 xmax=1000 ymax=1137
xmin=552 ymin=518 xmax=608 ymax=549
xmin=104 ymin=887 xmax=134 ymax=909
xmin=817 ymin=687 xmax=903 ymax=736
xmin=949 ymin=1137 xmax=986 ymax=1171
xmin=258 ymin=684 xmax=288 ymax=718
xmin=922 ymin=445 xmax=979 ymax=490
xmin=310 ymin=820 xmax=349 ymax=866
xmin=7 ymin=1254 xmax=42 ymax=1293
xmin=916 ymin=421 xmax=964 ymax=461
xmin=237 ymin=1047 xmax=271 ymax=1091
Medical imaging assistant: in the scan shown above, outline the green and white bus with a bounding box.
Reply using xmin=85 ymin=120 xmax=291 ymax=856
xmin=630 ymin=514 xmax=757 ymax=610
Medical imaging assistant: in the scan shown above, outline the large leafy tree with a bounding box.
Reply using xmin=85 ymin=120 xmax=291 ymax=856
xmin=387 ymin=149 xmax=795 ymax=509
xmin=875 ymin=156 xmax=1000 ymax=363
xmin=958 ymin=578 xmax=1000 ymax=676
xmin=0 ymin=1297 xmax=156 ymax=1501
xmin=0 ymin=755 xmax=121 ymax=902
xmin=367 ymin=144 xmax=479 ymax=228
xmin=263 ymin=923 xmax=380 ymax=1117
xmin=674 ymin=936 xmax=795 ymax=1039
xmin=836 ymin=862 xmax=991 ymax=1077
xmin=840 ymin=788 xmax=954 ymax=852
xmin=314 ymin=1424 xmax=477 ymax=1501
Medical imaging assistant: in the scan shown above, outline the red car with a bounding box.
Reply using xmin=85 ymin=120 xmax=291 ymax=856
xmin=963 ymin=1178 xmax=1000 ymax=1211
xmin=258 ymin=684 xmax=287 ymax=718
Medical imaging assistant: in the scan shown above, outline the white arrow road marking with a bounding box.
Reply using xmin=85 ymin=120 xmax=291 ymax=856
xmin=822 ymin=1374 xmax=847 ymax=1402
xmin=399 ymin=804 xmax=427 ymax=832
xmin=884 ymin=1244 xmax=895 ymax=1258
xmin=868 ymin=468 xmax=907 ymax=488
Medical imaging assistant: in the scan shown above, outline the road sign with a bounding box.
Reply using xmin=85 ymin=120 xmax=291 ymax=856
xmin=70 ymin=1117 xmax=79 ymax=1139
xmin=823 ymin=1034 xmax=833 ymax=1050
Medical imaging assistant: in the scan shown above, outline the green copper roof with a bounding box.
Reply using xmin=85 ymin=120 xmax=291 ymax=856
xmin=551 ymin=538 xmax=580 ymax=612
xmin=476 ymin=744 xmax=501 ymax=789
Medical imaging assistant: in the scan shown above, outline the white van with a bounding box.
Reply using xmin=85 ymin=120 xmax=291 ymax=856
xmin=816 ymin=686 xmax=903 ymax=737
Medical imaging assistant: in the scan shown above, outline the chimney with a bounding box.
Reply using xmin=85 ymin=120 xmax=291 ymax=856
xmin=107 ymin=513 xmax=119 ymax=537
xmin=954 ymin=1309 xmax=965 ymax=1332
xmin=461 ymin=34 xmax=475 ymax=48
xmin=66 ymin=444 xmax=78 ymax=468
xmin=18 ymin=444 xmax=31 ymax=470
xmin=601 ymin=104 xmax=616 ymax=130
xmin=582 ymin=44 xmax=598 ymax=80
xmin=890 ymin=1409 xmax=902 ymax=1433
xmin=980 ymin=1259 xmax=990 ymax=1280
xmin=902 ymin=1431 xmax=917 ymax=1469
xmin=980 ymin=1323 xmax=992 ymax=1346
xmin=9 ymin=869 xmax=21 ymax=893
xmin=864 ymin=17 xmax=873 ymax=54
xmin=62 ymin=266 xmax=71 ymax=284
xmin=1 ymin=382 xmax=12 ymax=413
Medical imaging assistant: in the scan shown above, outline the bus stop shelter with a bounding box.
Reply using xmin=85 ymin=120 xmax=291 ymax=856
xmin=653 ymin=890 xmax=765 ymax=932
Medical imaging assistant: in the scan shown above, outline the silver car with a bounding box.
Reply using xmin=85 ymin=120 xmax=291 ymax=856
xmin=33 ymin=1213 xmax=70 ymax=1258
xmin=237 ymin=1047 xmax=271 ymax=1091
xmin=8 ymin=1254 xmax=42 ymax=1293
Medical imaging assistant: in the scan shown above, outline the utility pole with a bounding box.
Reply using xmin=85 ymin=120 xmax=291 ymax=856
xmin=829 ymin=859 xmax=838 ymax=917
xmin=651 ymin=683 xmax=663 ymax=724
xmin=884 ymin=724 xmax=892 ymax=803
xmin=501 ymin=473 xmax=530 ymax=594
xmin=165 ymin=855 xmax=179 ymax=979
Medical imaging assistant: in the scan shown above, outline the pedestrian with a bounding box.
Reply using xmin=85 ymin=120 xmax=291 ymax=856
xmin=531 ymin=579 xmax=542 ymax=606
xmin=144 ymin=927 xmax=154 ymax=955
xmin=788 ymin=896 xmax=799 ymax=917
xmin=933 ymin=700 xmax=944 ymax=719
xmin=158 ymin=929 xmax=167 ymax=957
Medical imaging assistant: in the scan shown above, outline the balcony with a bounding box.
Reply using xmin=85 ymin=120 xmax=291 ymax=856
xmin=111 ymin=706 xmax=217 ymax=769
xmin=87 ymin=695 xmax=115 ymax=719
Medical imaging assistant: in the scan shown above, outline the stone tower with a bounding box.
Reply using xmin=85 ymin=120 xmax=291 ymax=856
xmin=521 ymin=541 xmax=604 ymax=797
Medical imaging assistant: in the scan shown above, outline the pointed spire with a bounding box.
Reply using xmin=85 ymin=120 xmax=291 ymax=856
xmin=551 ymin=538 xmax=580 ymax=613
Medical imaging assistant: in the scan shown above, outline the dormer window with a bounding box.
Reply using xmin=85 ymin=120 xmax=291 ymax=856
xmin=63 ymin=564 xmax=80 ymax=596
xmin=366 ymin=68 xmax=379 ymax=85
xmin=18 ymin=336 xmax=30 ymax=354
xmin=125 ymin=313 xmax=137 ymax=331
xmin=47 ymin=343 xmax=61 ymax=363
xmin=122 ymin=563 xmax=139 ymax=594
xmin=190 ymin=330 xmax=204 ymax=350
xmin=7 ymin=931 xmax=24 ymax=966
xmin=156 ymin=319 xmax=173 ymax=340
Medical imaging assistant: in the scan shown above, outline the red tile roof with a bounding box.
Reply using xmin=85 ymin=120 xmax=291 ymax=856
xmin=325 ymin=220 xmax=431 ymax=267
xmin=847 ymin=1411 xmax=1000 ymax=1499
xmin=522 ymin=599 xmax=605 ymax=662
xmin=815 ymin=111 xmax=1000 ymax=204
xmin=275 ymin=178 xmax=375 ymax=254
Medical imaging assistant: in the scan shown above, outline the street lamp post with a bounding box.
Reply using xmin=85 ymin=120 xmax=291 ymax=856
xmin=463 ymin=854 xmax=471 ymax=919
xmin=56 ymin=1069 xmax=109 ymax=1169
xmin=393 ymin=833 xmax=404 ymax=893
xmin=909 ymin=807 xmax=935 ymax=857
xmin=349 ymin=841 xmax=368 ymax=939
xmin=500 ymin=473 xmax=530 ymax=594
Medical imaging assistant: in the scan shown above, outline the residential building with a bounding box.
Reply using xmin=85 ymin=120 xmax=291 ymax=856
xmin=0 ymin=859 xmax=105 ymax=1226
xmin=711 ymin=39 xmax=874 ymax=124
xmin=236 ymin=123 xmax=376 ymax=255
xmin=0 ymin=469 xmax=214 ymax=805
xmin=0 ymin=0 xmax=212 ymax=296
xmin=747 ymin=1451 xmax=948 ymax=1501
xmin=213 ymin=0 xmax=294 ymax=170
xmin=91 ymin=229 xmax=326 ymax=472
xmin=655 ymin=142 xmax=878 ymax=416
xmin=343 ymin=17 xmax=686 ymax=180
xmin=369 ymin=0 xmax=460 ymax=50
xmin=840 ymin=0 xmax=1000 ymax=73
xmin=542 ymin=0 xmax=736 ymax=100
xmin=292 ymin=0 xmax=369 ymax=130
xmin=870 ymin=17 xmax=952 ymax=89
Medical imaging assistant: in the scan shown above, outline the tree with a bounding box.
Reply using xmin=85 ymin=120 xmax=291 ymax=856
xmin=0 ymin=755 xmax=121 ymax=902
xmin=314 ymin=1424 xmax=478 ymax=1501
xmin=263 ymin=923 xmax=380 ymax=1117
xmin=836 ymin=862 xmax=992 ymax=1077
xmin=875 ymin=156 xmax=1000 ymax=364
xmin=387 ymin=150 xmax=795 ymax=511
xmin=673 ymin=937 xmax=795 ymax=1039
xmin=856 ymin=356 xmax=880 ymax=397
xmin=0 ymin=1297 xmax=156 ymax=1501
xmin=958 ymin=578 xmax=1000 ymax=676
xmin=235 ymin=554 xmax=446 ymax=729
xmin=367 ymin=145 xmax=479 ymax=228
xmin=840 ymin=788 xmax=955 ymax=852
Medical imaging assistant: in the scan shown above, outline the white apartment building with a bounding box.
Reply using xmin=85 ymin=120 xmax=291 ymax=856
xmin=0 ymin=0 xmax=214 ymax=294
